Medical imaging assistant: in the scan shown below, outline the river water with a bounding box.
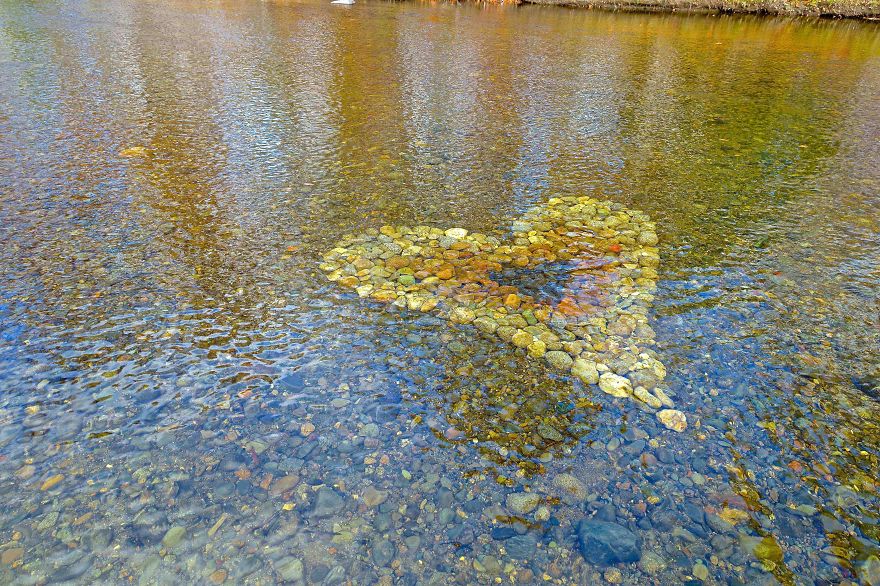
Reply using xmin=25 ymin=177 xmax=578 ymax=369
xmin=1 ymin=0 xmax=879 ymax=584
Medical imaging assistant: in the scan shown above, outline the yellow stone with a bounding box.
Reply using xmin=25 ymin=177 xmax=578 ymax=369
xmin=527 ymin=340 xmax=546 ymax=358
xmin=511 ymin=330 xmax=532 ymax=348
xmin=717 ymin=507 xmax=750 ymax=525
xmin=656 ymin=409 xmax=687 ymax=432
xmin=40 ymin=474 xmax=63 ymax=491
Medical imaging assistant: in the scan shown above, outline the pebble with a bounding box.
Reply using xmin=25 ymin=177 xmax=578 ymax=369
xmin=372 ymin=539 xmax=395 ymax=566
xmin=693 ymin=561 xmax=709 ymax=581
xmin=1 ymin=548 xmax=23 ymax=565
xmin=639 ymin=551 xmax=667 ymax=574
xmin=161 ymin=526 xmax=186 ymax=548
xmin=537 ymin=423 xmax=564 ymax=442
xmin=572 ymin=359 xmax=599 ymax=385
xmin=277 ymin=557 xmax=304 ymax=581
xmin=312 ymin=487 xmax=345 ymax=517
xmin=553 ymin=473 xmax=587 ymax=502
xmin=511 ymin=330 xmax=533 ymax=348
xmin=450 ymin=307 xmax=476 ymax=324
xmin=604 ymin=568 xmax=623 ymax=583
xmin=40 ymin=474 xmax=63 ymax=491
xmin=633 ymin=386 xmax=662 ymax=408
xmin=598 ymin=373 xmax=632 ymax=397
xmin=360 ymin=423 xmax=380 ymax=438
xmin=491 ymin=527 xmax=517 ymax=540
xmin=544 ymin=350 xmax=573 ymax=371
xmin=270 ymin=475 xmax=299 ymax=496
xmin=657 ymin=409 xmax=687 ymax=432
xmin=362 ymin=486 xmax=388 ymax=507
xmin=506 ymin=492 xmax=542 ymax=515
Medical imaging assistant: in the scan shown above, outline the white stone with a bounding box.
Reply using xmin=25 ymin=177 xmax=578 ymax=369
xmin=599 ymin=373 xmax=632 ymax=397
xmin=657 ymin=409 xmax=687 ymax=432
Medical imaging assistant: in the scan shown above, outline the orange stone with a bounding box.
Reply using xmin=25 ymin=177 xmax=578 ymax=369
xmin=385 ymin=256 xmax=410 ymax=270
xmin=556 ymin=297 xmax=583 ymax=317
xmin=435 ymin=265 xmax=454 ymax=280
xmin=504 ymin=293 xmax=521 ymax=309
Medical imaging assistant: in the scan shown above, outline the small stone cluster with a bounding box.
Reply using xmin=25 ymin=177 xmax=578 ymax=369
xmin=320 ymin=196 xmax=686 ymax=431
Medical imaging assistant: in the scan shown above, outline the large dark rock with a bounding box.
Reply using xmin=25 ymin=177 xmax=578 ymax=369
xmin=505 ymin=534 xmax=538 ymax=559
xmin=576 ymin=520 xmax=642 ymax=565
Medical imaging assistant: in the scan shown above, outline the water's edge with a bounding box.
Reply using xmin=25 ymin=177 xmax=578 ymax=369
xmin=501 ymin=0 xmax=880 ymax=19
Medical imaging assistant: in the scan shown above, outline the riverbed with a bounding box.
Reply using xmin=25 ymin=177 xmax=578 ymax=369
xmin=0 ymin=1 xmax=879 ymax=584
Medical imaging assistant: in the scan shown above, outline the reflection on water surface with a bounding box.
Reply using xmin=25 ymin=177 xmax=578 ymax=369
xmin=0 ymin=0 xmax=879 ymax=584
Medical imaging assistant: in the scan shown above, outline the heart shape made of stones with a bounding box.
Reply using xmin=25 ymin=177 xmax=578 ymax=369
xmin=320 ymin=196 xmax=686 ymax=432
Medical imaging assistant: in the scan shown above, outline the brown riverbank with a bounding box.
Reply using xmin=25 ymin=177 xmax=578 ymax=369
xmin=518 ymin=0 xmax=880 ymax=18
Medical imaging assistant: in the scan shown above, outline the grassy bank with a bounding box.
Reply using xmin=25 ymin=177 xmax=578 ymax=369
xmin=517 ymin=0 xmax=880 ymax=18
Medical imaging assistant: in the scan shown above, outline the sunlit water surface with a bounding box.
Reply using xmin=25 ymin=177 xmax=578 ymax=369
xmin=0 ymin=0 xmax=879 ymax=584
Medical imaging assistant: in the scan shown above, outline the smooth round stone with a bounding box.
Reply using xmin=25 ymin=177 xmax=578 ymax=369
xmin=544 ymin=351 xmax=573 ymax=371
xmin=474 ymin=317 xmax=498 ymax=334
xmin=277 ymin=558 xmax=304 ymax=582
xmin=491 ymin=527 xmax=517 ymax=540
xmin=506 ymin=492 xmax=542 ymax=515
xmin=527 ymin=340 xmax=547 ymax=358
xmin=511 ymin=330 xmax=533 ymax=348
xmin=444 ymin=228 xmax=468 ymax=239
xmin=449 ymin=307 xmax=476 ymax=324
xmin=161 ymin=526 xmax=186 ymax=548
xmin=572 ymin=359 xmax=599 ymax=384
xmin=372 ymin=539 xmax=396 ymax=566
xmin=553 ymin=473 xmax=587 ymax=502
xmin=639 ymin=551 xmax=668 ymax=574
xmin=638 ymin=231 xmax=659 ymax=245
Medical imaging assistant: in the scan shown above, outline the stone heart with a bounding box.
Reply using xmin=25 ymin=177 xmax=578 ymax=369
xmin=320 ymin=196 xmax=686 ymax=431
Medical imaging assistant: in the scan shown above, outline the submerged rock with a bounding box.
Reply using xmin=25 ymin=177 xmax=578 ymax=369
xmin=576 ymin=520 xmax=641 ymax=565
xmin=506 ymin=492 xmax=542 ymax=515
xmin=599 ymin=373 xmax=632 ymax=397
xmin=572 ymin=359 xmax=599 ymax=385
xmin=553 ymin=473 xmax=587 ymax=502
xmin=505 ymin=534 xmax=538 ymax=559
xmin=656 ymin=409 xmax=687 ymax=432
xmin=312 ymin=487 xmax=345 ymax=517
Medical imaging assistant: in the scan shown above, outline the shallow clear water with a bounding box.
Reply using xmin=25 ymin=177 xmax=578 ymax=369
xmin=0 ymin=0 xmax=879 ymax=584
